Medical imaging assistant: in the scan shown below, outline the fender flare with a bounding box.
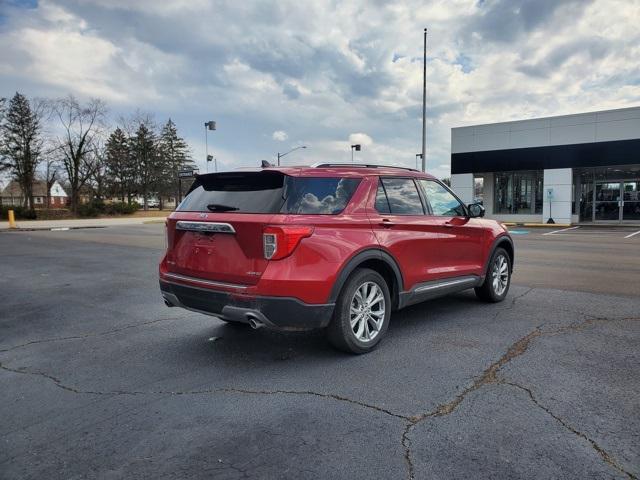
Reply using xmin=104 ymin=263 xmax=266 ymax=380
xmin=483 ymin=235 xmax=515 ymax=278
xmin=328 ymin=248 xmax=405 ymax=304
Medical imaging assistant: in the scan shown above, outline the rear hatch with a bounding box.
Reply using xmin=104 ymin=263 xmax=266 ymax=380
xmin=166 ymin=171 xmax=283 ymax=286
xmin=166 ymin=170 xmax=362 ymax=286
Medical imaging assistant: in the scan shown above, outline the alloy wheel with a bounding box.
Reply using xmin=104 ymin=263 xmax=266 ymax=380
xmin=492 ymin=254 xmax=509 ymax=296
xmin=350 ymin=281 xmax=386 ymax=342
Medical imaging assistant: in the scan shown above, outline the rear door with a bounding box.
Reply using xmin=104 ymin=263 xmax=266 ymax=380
xmin=417 ymin=179 xmax=485 ymax=277
xmin=367 ymin=177 xmax=443 ymax=290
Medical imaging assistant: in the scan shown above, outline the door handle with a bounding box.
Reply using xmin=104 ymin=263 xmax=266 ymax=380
xmin=380 ymin=219 xmax=394 ymax=228
xmin=444 ymin=221 xmax=454 ymax=228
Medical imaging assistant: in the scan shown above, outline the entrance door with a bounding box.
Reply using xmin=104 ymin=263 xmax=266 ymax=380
xmin=594 ymin=182 xmax=622 ymax=221
xmin=623 ymin=181 xmax=640 ymax=221
xmin=593 ymin=180 xmax=640 ymax=222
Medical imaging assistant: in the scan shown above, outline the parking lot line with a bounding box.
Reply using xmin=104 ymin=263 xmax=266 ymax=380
xmin=624 ymin=230 xmax=640 ymax=239
xmin=542 ymin=226 xmax=580 ymax=236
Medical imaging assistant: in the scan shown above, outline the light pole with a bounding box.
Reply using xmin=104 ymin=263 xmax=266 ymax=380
xmin=421 ymin=28 xmax=427 ymax=172
xmin=207 ymin=154 xmax=218 ymax=172
xmin=277 ymin=145 xmax=307 ymax=166
xmin=351 ymin=144 xmax=361 ymax=162
xmin=415 ymin=153 xmax=422 ymax=170
xmin=204 ymin=120 xmax=216 ymax=173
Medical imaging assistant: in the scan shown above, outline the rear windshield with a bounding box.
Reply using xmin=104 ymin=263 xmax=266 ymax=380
xmin=177 ymin=171 xmax=360 ymax=215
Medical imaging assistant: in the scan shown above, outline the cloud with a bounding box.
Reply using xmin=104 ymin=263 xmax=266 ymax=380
xmin=272 ymin=130 xmax=288 ymax=141
xmin=348 ymin=133 xmax=373 ymax=147
xmin=0 ymin=0 xmax=638 ymax=183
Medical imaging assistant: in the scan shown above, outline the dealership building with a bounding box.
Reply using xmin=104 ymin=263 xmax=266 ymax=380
xmin=450 ymin=106 xmax=640 ymax=224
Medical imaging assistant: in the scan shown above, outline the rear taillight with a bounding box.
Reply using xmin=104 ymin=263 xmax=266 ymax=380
xmin=164 ymin=220 xmax=168 ymax=251
xmin=263 ymin=225 xmax=314 ymax=260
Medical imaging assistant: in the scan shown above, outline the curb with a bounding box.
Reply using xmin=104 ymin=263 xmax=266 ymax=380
xmin=0 ymin=226 xmax=107 ymax=232
xmin=503 ymin=223 xmax=572 ymax=228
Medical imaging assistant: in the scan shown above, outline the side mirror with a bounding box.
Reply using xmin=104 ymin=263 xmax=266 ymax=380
xmin=468 ymin=203 xmax=485 ymax=218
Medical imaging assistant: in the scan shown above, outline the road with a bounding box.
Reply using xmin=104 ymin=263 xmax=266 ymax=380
xmin=0 ymin=224 xmax=638 ymax=479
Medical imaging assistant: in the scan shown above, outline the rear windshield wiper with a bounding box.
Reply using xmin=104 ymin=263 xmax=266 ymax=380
xmin=206 ymin=204 xmax=239 ymax=212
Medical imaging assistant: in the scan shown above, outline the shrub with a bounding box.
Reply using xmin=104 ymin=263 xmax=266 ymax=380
xmin=78 ymin=202 xmax=102 ymax=218
xmin=1 ymin=205 xmax=37 ymax=220
xmin=103 ymin=201 xmax=139 ymax=215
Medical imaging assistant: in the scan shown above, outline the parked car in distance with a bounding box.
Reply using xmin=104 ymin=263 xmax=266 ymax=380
xmin=159 ymin=164 xmax=513 ymax=353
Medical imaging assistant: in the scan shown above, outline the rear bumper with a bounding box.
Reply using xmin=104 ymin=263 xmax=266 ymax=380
xmin=160 ymin=280 xmax=335 ymax=331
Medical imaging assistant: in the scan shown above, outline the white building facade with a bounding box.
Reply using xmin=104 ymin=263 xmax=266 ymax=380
xmin=451 ymin=107 xmax=640 ymax=224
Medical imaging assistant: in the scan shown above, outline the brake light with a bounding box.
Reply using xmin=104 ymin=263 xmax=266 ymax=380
xmin=263 ymin=225 xmax=314 ymax=260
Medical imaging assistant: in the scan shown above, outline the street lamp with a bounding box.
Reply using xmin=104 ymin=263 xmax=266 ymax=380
xmin=207 ymin=155 xmax=218 ymax=173
xmin=204 ymin=120 xmax=216 ymax=173
xmin=277 ymin=145 xmax=307 ymax=166
xmin=351 ymin=144 xmax=361 ymax=162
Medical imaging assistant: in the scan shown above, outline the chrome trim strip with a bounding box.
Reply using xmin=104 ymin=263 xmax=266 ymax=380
xmin=414 ymin=277 xmax=477 ymax=293
xmin=176 ymin=221 xmax=236 ymax=234
xmin=163 ymin=272 xmax=248 ymax=290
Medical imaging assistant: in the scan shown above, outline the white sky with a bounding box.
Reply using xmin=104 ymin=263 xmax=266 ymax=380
xmin=1 ymin=0 xmax=639 ymax=180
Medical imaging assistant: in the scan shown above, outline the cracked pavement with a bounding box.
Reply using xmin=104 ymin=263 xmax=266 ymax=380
xmin=1 ymin=225 xmax=639 ymax=479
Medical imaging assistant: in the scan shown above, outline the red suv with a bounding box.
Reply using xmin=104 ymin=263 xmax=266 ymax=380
xmin=160 ymin=164 xmax=513 ymax=353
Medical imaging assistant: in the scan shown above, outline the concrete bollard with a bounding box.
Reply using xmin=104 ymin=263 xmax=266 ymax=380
xmin=8 ymin=209 xmax=17 ymax=229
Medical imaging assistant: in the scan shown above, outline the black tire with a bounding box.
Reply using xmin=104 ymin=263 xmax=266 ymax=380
xmin=475 ymin=247 xmax=511 ymax=302
xmin=327 ymin=268 xmax=391 ymax=354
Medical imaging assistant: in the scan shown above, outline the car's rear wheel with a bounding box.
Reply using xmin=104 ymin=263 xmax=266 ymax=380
xmin=327 ymin=268 xmax=391 ymax=354
xmin=475 ymin=247 xmax=511 ymax=302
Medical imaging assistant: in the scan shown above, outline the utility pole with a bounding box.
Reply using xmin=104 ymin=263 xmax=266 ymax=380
xmin=421 ymin=28 xmax=427 ymax=173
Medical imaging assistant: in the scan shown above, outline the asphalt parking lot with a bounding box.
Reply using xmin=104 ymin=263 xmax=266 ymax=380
xmin=1 ymin=224 xmax=638 ymax=479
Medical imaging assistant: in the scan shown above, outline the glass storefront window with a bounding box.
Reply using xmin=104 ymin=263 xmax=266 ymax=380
xmin=575 ymin=165 xmax=640 ymax=222
xmin=494 ymin=171 xmax=543 ymax=214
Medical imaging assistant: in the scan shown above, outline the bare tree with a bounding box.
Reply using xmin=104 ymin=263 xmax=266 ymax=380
xmin=0 ymin=93 xmax=44 ymax=209
xmin=51 ymin=96 xmax=107 ymax=213
xmin=89 ymin=141 xmax=108 ymax=201
xmin=45 ymin=160 xmax=59 ymax=209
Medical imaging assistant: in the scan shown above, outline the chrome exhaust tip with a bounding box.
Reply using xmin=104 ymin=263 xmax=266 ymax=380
xmin=247 ymin=316 xmax=263 ymax=330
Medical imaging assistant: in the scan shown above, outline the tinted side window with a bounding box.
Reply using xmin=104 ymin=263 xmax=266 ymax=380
xmin=281 ymin=177 xmax=360 ymax=214
xmin=420 ymin=180 xmax=466 ymax=216
xmin=380 ymin=178 xmax=424 ymax=215
xmin=375 ymin=182 xmax=390 ymax=213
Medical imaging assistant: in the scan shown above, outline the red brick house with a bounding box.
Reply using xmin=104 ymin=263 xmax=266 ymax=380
xmin=0 ymin=180 xmax=68 ymax=208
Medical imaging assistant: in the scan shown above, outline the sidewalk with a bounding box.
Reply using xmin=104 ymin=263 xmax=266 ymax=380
xmin=0 ymin=216 xmax=167 ymax=231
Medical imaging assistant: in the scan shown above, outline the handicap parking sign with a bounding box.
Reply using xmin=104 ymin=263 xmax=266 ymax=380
xmin=546 ymin=188 xmax=554 ymax=200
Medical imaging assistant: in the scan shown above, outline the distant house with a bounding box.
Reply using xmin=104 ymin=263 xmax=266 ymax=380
xmin=0 ymin=180 xmax=68 ymax=208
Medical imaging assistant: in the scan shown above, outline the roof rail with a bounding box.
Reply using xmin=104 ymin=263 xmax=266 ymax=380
xmin=311 ymin=163 xmax=420 ymax=172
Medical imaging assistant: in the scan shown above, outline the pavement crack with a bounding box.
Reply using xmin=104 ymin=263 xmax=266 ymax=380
xmin=399 ymin=325 xmax=543 ymax=479
xmin=212 ymin=387 xmax=410 ymax=420
xmin=401 ymin=422 xmax=416 ymax=480
xmin=501 ymin=381 xmax=637 ymax=480
xmin=0 ymin=362 xmax=99 ymax=395
xmin=0 ymin=317 xmax=176 ymax=354
xmin=0 ymin=361 xmax=409 ymax=419
xmin=492 ymin=287 xmax=534 ymax=320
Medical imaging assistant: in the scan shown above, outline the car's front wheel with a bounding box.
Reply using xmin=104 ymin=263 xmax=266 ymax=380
xmin=475 ymin=247 xmax=511 ymax=302
xmin=327 ymin=268 xmax=391 ymax=354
